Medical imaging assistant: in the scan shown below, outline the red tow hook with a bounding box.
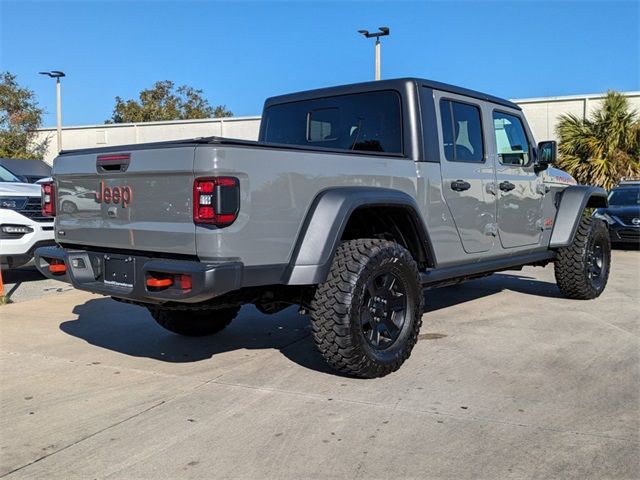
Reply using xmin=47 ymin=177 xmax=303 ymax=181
xmin=48 ymin=259 xmax=66 ymax=275
xmin=146 ymin=277 xmax=173 ymax=288
xmin=146 ymin=272 xmax=192 ymax=291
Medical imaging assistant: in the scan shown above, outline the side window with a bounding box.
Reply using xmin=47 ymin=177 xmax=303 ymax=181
xmin=492 ymin=111 xmax=530 ymax=166
xmin=262 ymin=91 xmax=402 ymax=154
xmin=439 ymin=100 xmax=455 ymax=161
xmin=439 ymin=100 xmax=484 ymax=162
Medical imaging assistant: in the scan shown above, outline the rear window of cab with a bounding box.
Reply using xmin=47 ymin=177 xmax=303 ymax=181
xmin=262 ymin=91 xmax=403 ymax=154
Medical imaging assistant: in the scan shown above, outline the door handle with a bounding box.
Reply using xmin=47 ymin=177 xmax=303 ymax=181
xmin=451 ymin=180 xmax=471 ymax=192
xmin=499 ymin=181 xmax=516 ymax=192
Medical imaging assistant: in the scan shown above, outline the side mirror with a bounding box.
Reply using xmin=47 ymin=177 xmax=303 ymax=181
xmin=536 ymin=140 xmax=557 ymax=171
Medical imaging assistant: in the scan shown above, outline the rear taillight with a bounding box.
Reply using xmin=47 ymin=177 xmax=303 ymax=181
xmin=41 ymin=181 xmax=56 ymax=217
xmin=193 ymin=177 xmax=239 ymax=227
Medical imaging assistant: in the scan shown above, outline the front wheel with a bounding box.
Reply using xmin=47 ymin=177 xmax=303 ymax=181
xmin=554 ymin=216 xmax=611 ymax=299
xmin=310 ymin=239 xmax=423 ymax=378
xmin=148 ymin=306 xmax=240 ymax=336
xmin=61 ymin=201 xmax=77 ymax=214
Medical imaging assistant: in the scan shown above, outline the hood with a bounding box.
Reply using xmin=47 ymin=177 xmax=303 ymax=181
xmin=542 ymin=167 xmax=577 ymax=186
xmin=597 ymin=205 xmax=640 ymax=215
xmin=0 ymin=181 xmax=42 ymax=197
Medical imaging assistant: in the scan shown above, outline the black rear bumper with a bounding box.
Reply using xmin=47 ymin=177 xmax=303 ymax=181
xmin=34 ymin=246 xmax=243 ymax=304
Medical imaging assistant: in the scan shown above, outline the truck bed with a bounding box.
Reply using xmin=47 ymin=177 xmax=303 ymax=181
xmin=53 ymin=138 xmax=418 ymax=267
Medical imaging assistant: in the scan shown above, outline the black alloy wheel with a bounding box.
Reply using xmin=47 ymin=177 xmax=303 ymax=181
xmin=361 ymin=271 xmax=407 ymax=349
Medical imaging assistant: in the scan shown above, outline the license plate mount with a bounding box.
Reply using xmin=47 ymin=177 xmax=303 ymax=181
xmin=104 ymin=255 xmax=135 ymax=288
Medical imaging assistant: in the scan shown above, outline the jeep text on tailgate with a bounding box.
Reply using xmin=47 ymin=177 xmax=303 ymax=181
xmin=36 ymin=78 xmax=610 ymax=378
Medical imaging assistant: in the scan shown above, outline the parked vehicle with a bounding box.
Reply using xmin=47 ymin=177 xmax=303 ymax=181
xmin=35 ymin=78 xmax=610 ymax=377
xmin=593 ymin=178 xmax=640 ymax=245
xmin=0 ymin=165 xmax=55 ymax=269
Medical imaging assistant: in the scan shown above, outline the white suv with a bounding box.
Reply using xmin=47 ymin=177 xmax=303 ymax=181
xmin=0 ymin=165 xmax=55 ymax=269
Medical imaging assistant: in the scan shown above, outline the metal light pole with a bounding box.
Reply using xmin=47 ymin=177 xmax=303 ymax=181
xmin=39 ymin=71 xmax=66 ymax=152
xmin=358 ymin=27 xmax=390 ymax=80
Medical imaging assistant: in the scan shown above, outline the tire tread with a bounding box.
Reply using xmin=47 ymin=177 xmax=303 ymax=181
xmin=310 ymin=239 xmax=423 ymax=378
xmin=554 ymin=216 xmax=610 ymax=299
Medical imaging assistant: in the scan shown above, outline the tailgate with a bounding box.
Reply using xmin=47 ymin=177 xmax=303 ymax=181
xmin=54 ymin=146 xmax=197 ymax=255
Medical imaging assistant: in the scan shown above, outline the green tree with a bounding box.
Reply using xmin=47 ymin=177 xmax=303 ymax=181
xmin=213 ymin=104 xmax=233 ymax=118
xmin=556 ymin=91 xmax=640 ymax=190
xmin=0 ymin=72 xmax=49 ymax=159
xmin=106 ymin=80 xmax=232 ymax=123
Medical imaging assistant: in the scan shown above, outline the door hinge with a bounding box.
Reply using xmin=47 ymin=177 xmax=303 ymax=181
xmin=536 ymin=184 xmax=550 ymax=195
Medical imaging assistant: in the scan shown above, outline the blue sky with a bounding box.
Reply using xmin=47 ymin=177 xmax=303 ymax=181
xmin=1 ymin=0 xmax=638 ymax=127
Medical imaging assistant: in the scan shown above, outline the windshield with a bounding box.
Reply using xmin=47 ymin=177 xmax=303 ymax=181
xmin=0 ymin=165 xmax=21 ymax=182
xmin=608 ymin=187 xmax=640 ymax=206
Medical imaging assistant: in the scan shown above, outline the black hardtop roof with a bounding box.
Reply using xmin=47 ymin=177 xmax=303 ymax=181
xmin=264 ymin=77 xmax=521 ymax=111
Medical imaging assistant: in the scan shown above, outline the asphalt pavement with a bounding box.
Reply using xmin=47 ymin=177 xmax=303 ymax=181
xmin=1 ymin=250 xmax=638 ymax=479
xmin=1 ymin=265 xmax=74 ymax=304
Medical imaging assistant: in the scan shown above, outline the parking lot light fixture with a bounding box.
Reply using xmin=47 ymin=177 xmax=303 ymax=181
xmin=38 ymin=70 xmax=66 ymax=152
xmin=358 ymin=27 xmax=390 ymax=81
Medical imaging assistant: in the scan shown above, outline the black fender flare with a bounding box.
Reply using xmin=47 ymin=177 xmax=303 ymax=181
xmin=284 ymin=187 xmax=434 ymax=285
xmin=549 ymin=185 xmax=608 ymax=248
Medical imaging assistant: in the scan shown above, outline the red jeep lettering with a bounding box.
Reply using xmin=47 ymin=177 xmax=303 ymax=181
xmin=96 ymin=180 xmax=133 ymax=208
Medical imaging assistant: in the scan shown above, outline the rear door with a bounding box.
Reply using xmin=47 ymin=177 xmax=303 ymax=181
xmin=491 ymin=109 xmax=544 ymax=248
xmin=436 ymin=93 xmax=497 ymax=253
xmin=54 ymin=146 xmax=197 ymax=255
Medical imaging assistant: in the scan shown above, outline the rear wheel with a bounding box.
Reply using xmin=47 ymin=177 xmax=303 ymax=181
xmin=148 ymin=306 xmax=240 ymax=336
xmin=554 ymin=216 xmax=611 ymax=299
xmin=310 ymin=239 xmax=423 ymax=378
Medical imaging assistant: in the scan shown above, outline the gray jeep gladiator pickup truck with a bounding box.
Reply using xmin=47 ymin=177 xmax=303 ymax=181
xmin=36 ymin=78 xmax=610 ymax=378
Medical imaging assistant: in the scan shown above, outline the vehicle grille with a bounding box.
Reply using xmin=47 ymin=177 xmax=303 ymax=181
xmin=20 ymin=197 xmax=51 ymax=223
xmin=618 ymin=229 xmax=640 ymax=240
xmin=615 ymin=212 xmax=640 ymax=226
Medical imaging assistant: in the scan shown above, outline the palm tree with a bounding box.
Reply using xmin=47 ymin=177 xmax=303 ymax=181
xmin=556 ymin=91 xmax=640 ymax=190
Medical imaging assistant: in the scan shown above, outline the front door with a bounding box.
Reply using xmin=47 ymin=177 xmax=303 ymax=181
xmin=437 ymin=96 xmax=497 ymax=254
xmin=491 ymin=110 xmax=544 ymax=248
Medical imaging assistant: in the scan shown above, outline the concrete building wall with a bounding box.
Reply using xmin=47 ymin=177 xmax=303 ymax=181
xmin=34 ymin=91 xmax=640 ymax=165
xmin=36 ymin=116 xmax=262 ymax=165
xmin=517 ymin=92 xmax=640 ymax=142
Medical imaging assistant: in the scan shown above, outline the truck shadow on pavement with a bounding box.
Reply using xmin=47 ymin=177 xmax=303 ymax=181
xmin=58 ymin=272 xmax=562 ymax=373
xmin=425 ymin=272 xmax=564 ymax=312
xmin=60 ymin=298 xmax=340 ymax=371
